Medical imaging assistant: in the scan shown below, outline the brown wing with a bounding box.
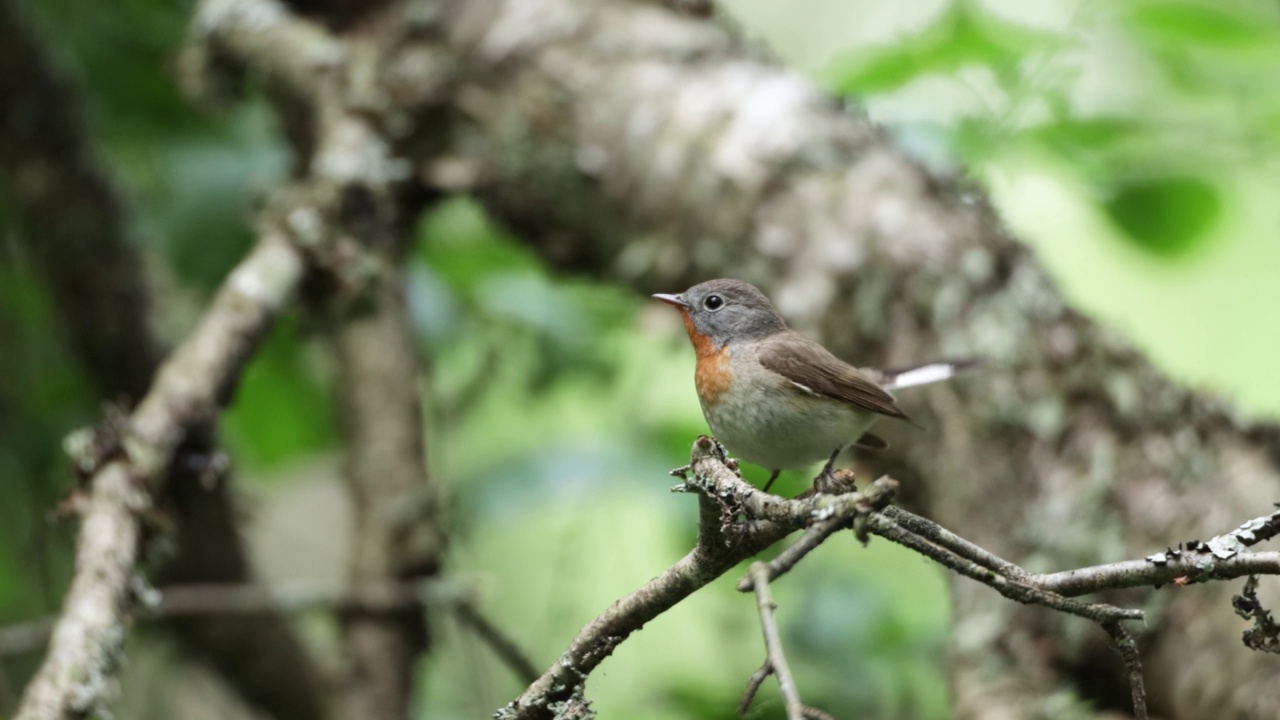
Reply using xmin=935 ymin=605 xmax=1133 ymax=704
xmin=757 ymin=332 xmax=911 ymax=421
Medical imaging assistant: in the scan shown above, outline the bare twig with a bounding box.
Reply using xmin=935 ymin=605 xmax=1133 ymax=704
xmin=1035 ymin=507 xmax=1280 ymax=596
xmin=738 ymin=518 xmax=845 ymax=593
xmin=867 ymin=515 xmax=1141 ymax=624
xmin=499 ymin=438 xmax=831 ymax=719
xmin=737 ymin=660 xmax=772 ymax=716
xmin=747 ymin=562 xmax=821 ymax=720
xmin=736 ymin=476 xmax=896 ymax=592
xmin=1104 ymin=620 xmax=1148 ymax=720
xmin=880 ymin=506 xmax=1030 ymax=581
xmin=452 ymin=602 xmax=541 ymax=684
xmin=2 ymin=580 xmax=539 ymax=685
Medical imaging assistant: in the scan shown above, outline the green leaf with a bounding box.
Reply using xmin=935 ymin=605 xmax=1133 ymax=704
xmin=829 ymin=1 xmax=1058 ymax=95
xmin=1103 ymin=176 xmax=1221 ymax=257
xmin=416 ymin=197 xmax=543 ymax=293
xmin=1130 ymin=3 xmax=1273 ymax=47
xmin=1029 ymin=117 xmax=1140 ymax=152
xmin=223 ymin=317 xmax=335 ymax=469
xmin=1023 ymin=117 xmax=1143 ymax=178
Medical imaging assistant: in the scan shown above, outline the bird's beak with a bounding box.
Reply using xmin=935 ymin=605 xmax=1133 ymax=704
xmin=652 ymin=293 xmax=688 ymax=309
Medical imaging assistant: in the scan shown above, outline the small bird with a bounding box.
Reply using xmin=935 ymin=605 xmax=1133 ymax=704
xmin=654 ymin=279 xmax=970 ymax=492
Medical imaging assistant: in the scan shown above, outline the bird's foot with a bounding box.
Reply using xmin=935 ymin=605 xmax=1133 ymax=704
xmin=814 ymin=447 xmax=857 ymax=494
xmin=815 ymin=467 xmax=858 ymax=495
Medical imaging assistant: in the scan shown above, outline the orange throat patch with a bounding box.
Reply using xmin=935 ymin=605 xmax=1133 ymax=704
xmin=681 ymin=310 xmax=732 ymax=405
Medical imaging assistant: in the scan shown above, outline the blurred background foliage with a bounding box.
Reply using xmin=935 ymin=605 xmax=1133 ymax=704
xmin=0 ymin=0 xmax=1277 ymax=718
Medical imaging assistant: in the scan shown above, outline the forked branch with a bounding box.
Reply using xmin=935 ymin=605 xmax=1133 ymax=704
xmin=506 ymin=437 xmax=1280 ymax=720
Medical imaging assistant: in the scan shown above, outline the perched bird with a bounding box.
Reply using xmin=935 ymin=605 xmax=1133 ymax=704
xmin=654 ymin=279 xmax=969 ymax=491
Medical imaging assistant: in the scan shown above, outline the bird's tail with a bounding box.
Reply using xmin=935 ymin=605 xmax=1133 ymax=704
xmin=876 ymin=359 xmax=981 ymax=391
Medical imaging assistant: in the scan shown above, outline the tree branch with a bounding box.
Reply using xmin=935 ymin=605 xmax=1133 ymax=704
xmin=1103 ymin=620 xmax=1148 ymax=720
xmin=0 ymin=0 xmax=161 ymax=398
xmin=14 ymin=222 xmax=306 ymax=720
xmin=381 ymin=1 xmax=1280 ymax=714
xmin=0 ymin=5 xmax=335 ymax=717
xmin=744 ymin=562 xmax=827 ymax=720
xmin=498 ymin=437 xmax=883 ymax=719
xmin=506 ymin=437 xmax=1280 ymax=718
xmin=1 ymin=580 xmax=539 ymax=686
xmin=332 ymin=253 xmax=442 ymax=720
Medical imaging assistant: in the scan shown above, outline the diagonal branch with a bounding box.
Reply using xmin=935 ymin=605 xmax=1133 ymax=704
xmin=14 ymin=219 xmax=307 ymax=720
xmin=1103 ymin=620 xmax=1148 ymax=720
xmin=0 ymin=4 xmax=345 ymax=715
xmin=744 ymin=562 xmax=828 ymax=720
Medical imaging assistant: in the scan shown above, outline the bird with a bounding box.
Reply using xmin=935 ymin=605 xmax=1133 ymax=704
xmin=653 ymin=278 xmax=970 ymax=492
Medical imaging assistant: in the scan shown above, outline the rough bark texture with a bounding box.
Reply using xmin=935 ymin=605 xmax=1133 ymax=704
xmin=0 ymin=3 xmax=329 ymax=719
xmin=15 ymin=231 xmax=306 ymax=720
xmin=0 ymin=0 xmax=161 ymax=396
xmin=333 ymin=275 xmax=443 ymax=720
xmin=14 ymin=0 xmax=1280 ymax=716
xmin=378 ymin=1 xmax=1280 ymax=717
xmin=190 ymin=4 xmax=447 ymax=715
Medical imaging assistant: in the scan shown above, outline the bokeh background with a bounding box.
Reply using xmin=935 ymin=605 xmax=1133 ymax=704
xmin=2 ymin=0 xmax=1277 ymax=718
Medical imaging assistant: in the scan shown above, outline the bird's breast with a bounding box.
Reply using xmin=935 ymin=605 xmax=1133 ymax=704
xmin=683 ymin=311 xmax=733 ymax=405
xmin=700 ymin=353 xmax=879 ymax=470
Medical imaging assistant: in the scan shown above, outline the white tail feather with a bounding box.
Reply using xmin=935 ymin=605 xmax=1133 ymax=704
xmin=882 ymin=363 xmax=959 ymax=390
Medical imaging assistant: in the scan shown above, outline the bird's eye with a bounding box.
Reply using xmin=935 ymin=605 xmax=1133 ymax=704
xmin=703 ymin=295 xmax=724 ymax=311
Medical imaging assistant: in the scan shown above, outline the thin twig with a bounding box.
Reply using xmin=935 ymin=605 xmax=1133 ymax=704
xmin=868 ymin=516 xmax=1141 ymax=624
xmin=1103 ymin=620 xmax=1148 ymax=720
xmin=737 ymin=519 xmax=845 ymax=592
xmin=748 ymin=563 xmax=808 ymax=720
xmin=452 ymin=602 xmax=541 ymax=684
xmin=881 ymin=506 xmax=1030 ymax=580
xmin=737 ymin=477 xmax=897 ymax=592
xmin=737 ymin=660 xmax=772 ymax=716
xmin=0 ymin=580 xmax=540 ymax=686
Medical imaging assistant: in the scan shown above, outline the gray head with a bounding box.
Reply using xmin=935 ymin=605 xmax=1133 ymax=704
xmin=653 ymin=279 xmax=787 ymax=346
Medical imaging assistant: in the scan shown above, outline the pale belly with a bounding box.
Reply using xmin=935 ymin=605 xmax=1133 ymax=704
xmin=701 ymin=374 xmax=878 ymax=471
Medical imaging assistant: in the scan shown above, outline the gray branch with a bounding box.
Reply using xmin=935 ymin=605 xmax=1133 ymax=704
xmin=14 ymin=224 xmax=306 ymax=720
xmin=744 ymin=562 xmax=826 ymax=720
xmin=504 ymin=437 xmax=1279 ymax=719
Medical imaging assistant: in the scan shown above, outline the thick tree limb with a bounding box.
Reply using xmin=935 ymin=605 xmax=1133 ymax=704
xmin=189 ymin=3 xmax=446 ymax=717
xmin=332 ymin=257 xmax=443 ymax=720
xmin=333 ymin=279 xmax=441 ymax=720
xmin=133 ymin=0 xmax=1280 ymax=716
xmin=371 ymin=1 xmax=1280 ymax=715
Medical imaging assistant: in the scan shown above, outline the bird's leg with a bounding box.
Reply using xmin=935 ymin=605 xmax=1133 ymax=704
xmin=814 ymin=447 xmax=843 ymax=494
xmin=762 ymin=469 xmax=782 ymax=493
